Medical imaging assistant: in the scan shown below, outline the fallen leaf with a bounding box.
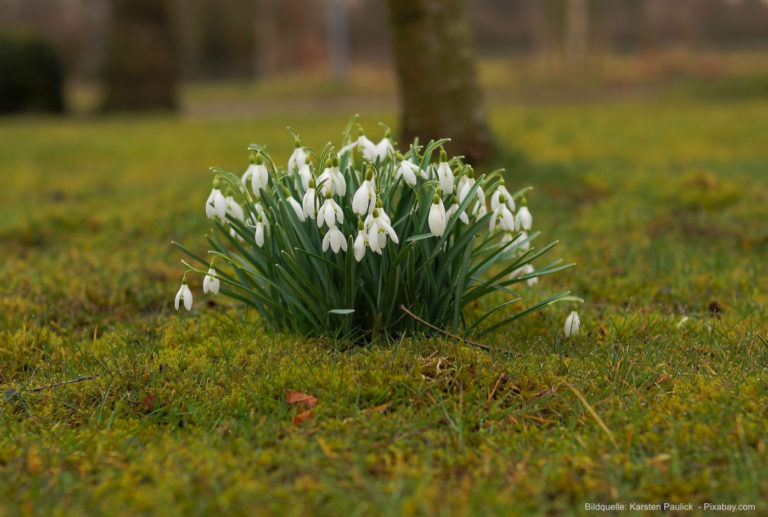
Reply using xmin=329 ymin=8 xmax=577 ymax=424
xmin=286 ymin=390 xmax=318 ymax=409
xmin=362 ymin=403 xmax=391 ymax=414
xmin=293 ymin=409 xmax=313 ymax=426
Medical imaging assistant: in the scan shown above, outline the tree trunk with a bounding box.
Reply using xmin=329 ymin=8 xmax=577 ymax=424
xmin=384 ymin=0 xmax=493 ymax=163
xmin=565 ymin=0 xmax=589 ymax=65
xmin=103 ymin=0 xmax=177 ymax=111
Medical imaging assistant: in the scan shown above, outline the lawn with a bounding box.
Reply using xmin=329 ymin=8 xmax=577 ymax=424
xmin=1 ymin=97 xmax=767 ymax=516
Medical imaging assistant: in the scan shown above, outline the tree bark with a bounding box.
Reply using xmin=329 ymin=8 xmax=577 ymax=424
xmin=384 ymin=0 xmax=493 ymax=163
xmin=102 ymin=0 xmax=177 ymax=111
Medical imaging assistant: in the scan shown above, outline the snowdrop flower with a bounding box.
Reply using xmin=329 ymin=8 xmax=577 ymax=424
xmin=322 ymin=225 xmax=347 ymax=254
xmin=489 ymin=193 xmax=515 ymax=232
xmin=446 ymin=195 xmax=469 ymax=224
xmin=295 ymin=156 xmax=312 ymax=191
xmin=512 ymin=231 xmax=530 ymax=251
xmin=516 ymin=201 xmax=532 ymax=231
xmin=564 ymin=311 xmax=580 ymax=337
xmin=317 ymin=190 xmax=344 ymax=229
xmin=457 ymin=166 xmax=486 ymax=217
xmin=365 ymin=200 xmax=399 ymax=253
xmin=436 ymin=150 xmax=455 ymax=195
xmin=353 ymin=220 xmax=368 ymax=262
xmin=367 ymin=134 xmax=394 ymax=163
xmin=287 ymin=197 xmax=306 ymax=222
xmin=316 ymin=156 xmax=346 ymax=196
xmin=509 ymin=263 xmax=538 ymax=286
xmin=288 ymin=140 xmax=308 ymax=173
xmin=241 ymin=152 xmax=257 ymax=184
xmin=395 ymin=158 xmax=419 ymax=186
xmin=254 ymin=212 xmax=268 ymax=247
xmin=420 ymin=164 xmax=433 ymax=180
xmin=428 ymin=193 xmax=447 ymax=237
xmin=203 ymin=268 xmax=220 ymax=294
xmin=490 ymin=181 xmax=515 ymax=213
xmin=302 ymin=178 xmax=319 ymax=220
xmin=206 ymin=187 xmax=226 ymax=220
xmin=225 ymin=196 xmax=245 ymax=223
xmin=352 ymin=168 xmax=377 ymax=215
xmin=174 ymin=278 xmax=193 ymax=311
xmin=340 ymin=132 xmax=375 ymax=158
xmin=249 ymin=154 xmax=269 ymax=197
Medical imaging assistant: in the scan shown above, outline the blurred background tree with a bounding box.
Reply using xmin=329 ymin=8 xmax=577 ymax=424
xmin=102 ymin=0 xmax=177 ymax=111
xmin=384 ymin=0 xmax=493 ymax=162
xmin=0 ymin=33 xmax=65 ymax=114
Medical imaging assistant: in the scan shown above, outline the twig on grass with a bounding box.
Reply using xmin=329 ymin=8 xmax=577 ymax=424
xmin=28 ymin=375 xmax=98 ymax=392
xmin=399 ymin=304 xmax=506 ymax=353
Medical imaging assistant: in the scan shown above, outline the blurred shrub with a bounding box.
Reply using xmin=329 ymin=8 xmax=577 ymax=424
xmin=0 ymin=33 xmax=65 ymax=114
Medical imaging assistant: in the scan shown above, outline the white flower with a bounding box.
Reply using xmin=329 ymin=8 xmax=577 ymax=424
xmin=225 ymin=196 xmax=245 ymax=223
xmin=395 ymin=159 xmax=419 ymax=186
xmin=428 ymin=194 xmax=447 ymax=237
xmin=368 ymin=137 xmax=393 ymax=162
xmin=317 ymin=192 xmax=344 ymax=229
xmin=365 ymin=202 xmax=399 ymax=253
xmin=206 ymin=188 xmax=226 ymax=220
xmin=564 ymin=311 xmax=580 ymax=337
xmin=457 ymin=166 xmax=486 ymax=218
xmin=420 ymin=164 xmax=433 ymax=180
xmin=511 ymin=231 xmax=530 ymax=251
xmin=489 ymin=195 xmax=515 ymax=232
xmin=316 ymin=156 xmax=346 ymax=196
xmin=302 ymin=179 xmax=319 ymax=219
xmin=322 ymin=225 xmax=347 ymax=254
xmin=352 ymin=170 xmax=377 ymax=215
xmin=254 ymin=213 xmax=268 ymax=247
xmin=436 ymin=153 xmax=455 ymax=195
xmin=203 ymin=268 xmax=220 ymax=294
xmin=509 ymin=263 xmax=538 ymax=286
xmin=491 ymin=183 xmax=515 ymax=213
xmin=516 ymin=205 xmax=532 ymax=231
xmin=230 ymin=227 xmax=244 ymax=242
xmin=174 ymin=280 xmax=193 ymax=311
xmin=296 ymin=159 xmax=312 ymax=191
xmin=287 ymin=196 xmax=306 ymax=222
xmin=250 ymin=164 xmax=269 ymax=197
xmin=446 ymin=196 xmax=469 ymax=224
xmin=288 ymin=144 xmax=307 ymax=173
xmin=353 ymin=223 xmax=368 ymax=262
xmin=340 ymin=134 xmax=375 ymax=157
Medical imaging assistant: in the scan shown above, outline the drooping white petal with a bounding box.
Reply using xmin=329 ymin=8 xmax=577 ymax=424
xmin=254 ymin=223 xmax=265 ymax=247
xmin=353 ymin=229 xmax=367 ymax=262
xmin=213 ymin=190 xmax=227 ymax=221
xmin=203 ymin=268 xmax=220 ymax=294
xmin=296 ymin=163 xmax=312 ymax=191
xmin=352 ymin=179 xmax=376 ymax=216
xmin=447 ymin=202 xmax=469 ymax=224
xmin=437 ymin=162 xmax=454 ymax=195
xmin=516 ymin=206 xmax=532 ymax=231
xmin=175 ymin=283 xmax=193 ymax=311
xmin=302 ymin=188 xmax=318 ymax=219
xmin=250 ymin=164 xmax=269 ymax=196
xmin=288 ymin=147 xmax=307 ymax=173
xmin=428 ymin=200 xmax=447 ymax=237
xmin=564 ymin=311 xmax=580 ymax=337
xmin=225 ymin=196 xmax=245 ymax=223
xmin=395 ymin=160 xmax=419 ymax=186
xmin=287 ymin=197 xmax=306 ymax=222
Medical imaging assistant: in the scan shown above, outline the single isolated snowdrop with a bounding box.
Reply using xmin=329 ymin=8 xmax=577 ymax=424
xmin=206 ymin=187 xmax=226 ymax=221
xmin=489 ymin=193 xmax=515 ymax=232
xmin=317 ymin=190 xmax=344 ymax=229
xmin=516 ymin=199 xmax=532 ymax=231
xmin=203 ymin=268 xmax=220 ymax=294
xmin=428 ymin=193 xmax=447 ymax=237
xmin=490 ymin=181 xmax=515 ymax=213
xmin=287 ymin=140 xmax=308 ymax=173
xmin=316 ymin=156 xmax=346 ymax=197
xmin=564 ymin=311 xmax=580 ymax=337
xmin=174 ymin=278 xmax=193 ymax=311
xmin=446 ymin=195 xmax=469 ymax=224
xmin=436 ymin=150 xmax=455 ymax=195
xmin=395 ymin=157 xmax=419 ymax=186
xmin=302 ymin=177 xmax=319 ymax=220
xmin=353 ymin=220 xmax=368 ymax=262
xmin=322 ymin=225 xmax=347 ymax=254
xmin=352 ymin=168 xmax=377 ymax=215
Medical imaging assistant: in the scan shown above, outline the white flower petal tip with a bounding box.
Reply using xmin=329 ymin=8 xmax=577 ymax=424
xmin=287 ymin=197 xmax=306 ymax=222
xmin=428 ymin=198 xmax=447 ymax=237
xmin=175 ymin=283 xmax=193 ymax=311
xmin=203 ymin=268 xmax=220 ymax=295
xmin=516 ymin=206 xmax=532 ymax=231
xmin=564 ymin=311 xmax=580 ymax=337
xmin=322 ymin=225 xmax=347 ymax=254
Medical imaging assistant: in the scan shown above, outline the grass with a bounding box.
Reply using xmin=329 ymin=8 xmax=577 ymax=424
xmin=1 ymin=95 xmax=767 ymax=516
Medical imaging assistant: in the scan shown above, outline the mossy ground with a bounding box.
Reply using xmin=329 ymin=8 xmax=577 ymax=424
xmin=1 ymin=94 xmax=767 ymax=516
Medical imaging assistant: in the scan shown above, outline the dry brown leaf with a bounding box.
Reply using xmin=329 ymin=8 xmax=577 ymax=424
xmin=286 ymin=390 xmax=318 ymax=409
xmin=293 ymin=409 xmax=313 ymax=426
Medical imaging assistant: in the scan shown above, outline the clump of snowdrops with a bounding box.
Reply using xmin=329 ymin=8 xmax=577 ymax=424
xmin=174 ymin=119 xmax=577 ymax=342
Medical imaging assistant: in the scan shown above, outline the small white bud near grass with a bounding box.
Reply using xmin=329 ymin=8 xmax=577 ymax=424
xmin=428 ymin=194 xmax=447 ymax=237
xmin=436 ymin=149 xmax=454 ymax=195
xmin=564 ymin=311 xmax=580 ymax=337
xmin=516 ymin=201 xmax=532 ymax=231
xmin=249 ymin=154 xmax=269 ymax=197
xmin=175 ymin=278 xmax=193 ymax=311
xmin=206 ymin=188 xmax=226 ymax=220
